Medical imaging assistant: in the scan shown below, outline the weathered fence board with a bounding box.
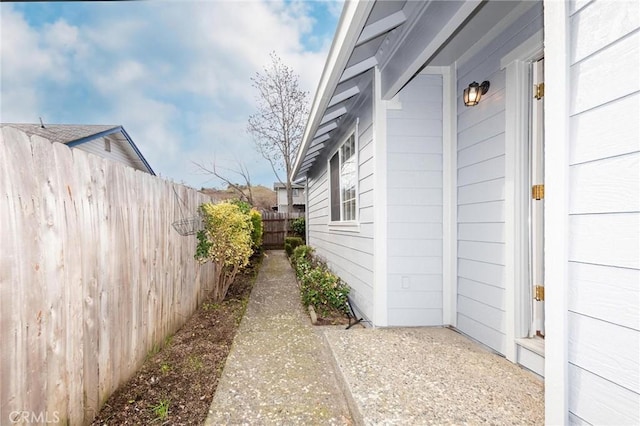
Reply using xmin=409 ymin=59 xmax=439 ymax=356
xmin=261 ymin=212 xmax=303 ymax=249
xmin=0 ymin=127 xmax=217 ymax=424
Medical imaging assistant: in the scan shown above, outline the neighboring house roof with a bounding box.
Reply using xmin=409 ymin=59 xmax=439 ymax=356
xmin=2 ymin=123 xmax=155 ymax=175
xmin=273 ymin=182 xmax=305 ymax=190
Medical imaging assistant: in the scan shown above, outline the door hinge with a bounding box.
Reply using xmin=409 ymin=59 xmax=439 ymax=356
xmin=534 ymin=83 xmax=545 ymax=100
xmin=534 ymin=285 xmax=545 ymax=301
xmin=532 ymin=184 xmax=545 ymax=200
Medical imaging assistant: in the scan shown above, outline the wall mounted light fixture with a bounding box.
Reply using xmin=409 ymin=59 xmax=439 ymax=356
xmin=463 ymin=81 xmax=490 ymax=107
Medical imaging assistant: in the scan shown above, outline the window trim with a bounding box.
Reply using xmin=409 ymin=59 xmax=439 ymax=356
xmin=328 ymin=119 xmax=359 ymax=230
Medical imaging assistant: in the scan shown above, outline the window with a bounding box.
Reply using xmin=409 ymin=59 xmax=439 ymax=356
xmin=292 ymin=188 xmax=300 ymax=197
xmin=330 ymin=132 xmax=357 ymax=222
xmin=104 ymin=138 xmax=111 ymax=152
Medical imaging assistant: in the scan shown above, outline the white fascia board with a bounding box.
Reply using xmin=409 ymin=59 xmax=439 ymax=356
xmin=356 ymin=9 xmax=407 ymax=46
xmin=292 ymin=0 xmax=375 ymax=180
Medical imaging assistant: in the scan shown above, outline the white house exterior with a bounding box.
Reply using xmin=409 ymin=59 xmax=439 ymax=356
xmin=1 ymin=123 xmax=155 ymax=175
xmin=273 ymin=182 xmax=306 ymax=213
xmin=292 ymin=1 xmax=639 ymax=424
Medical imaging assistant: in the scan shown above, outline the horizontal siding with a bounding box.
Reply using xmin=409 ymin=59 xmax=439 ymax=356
xmin=75 ymin=137 xmax=143 ymax=172
xmin=453 ymin=3 xmax=544 ymax=354
xmin=569 ymin=213 xmax=639 ymax=269
xmin=568 ymin=312 xmax=639 ymax=393
xmin=569 ymin=153 xmax=639 ymax=214
xmin=568 ymin=364 xmax=640 ymax=425
xmin=568 ymin=1 xmax=640 ymax=424
xmin=568 ymin=262 xmax=639 ymax=331
xmin=306 ymin=89 xmax=375 ymax=322
xmin=386 ymin=73 xmax=443 ymax=326
xmin=570 ymin=93 xmax=640 ymax=165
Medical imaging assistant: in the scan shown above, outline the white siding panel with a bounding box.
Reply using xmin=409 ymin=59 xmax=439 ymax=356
xmin=388 ymin=205 xmax=442 ymax=223
xmin=386 ymin=73 xmax=443 ymax=326
xmin=569 ymin=364 xmax=640 ymax=425
xmin=458 ymin=241 xmax=504 ymax=266
xmin=457 ymin=134 xmax=505 ymax=168
xmin=388 ymin=290 xmax=442 ymax=309
xmin=458 ymin=200 xmax=505 ymax=223
xmin=570 ymin=0 xmax=640 ymax=64
xmin=458 ymin=112 xmax=505 ymax=151
xmin=387 ymin=153 xmax=442 ymax=171
xmin=387 ymin=118 xmax=442 ymax=137
xmin=387 ymin=136 xmax=443 ymax=154
xmin=569 ymin=312 xmax=640 ymax=393
xmin=456 ymin=314 xmax=505 ymax=354
xmin=458 ymin=223 xmax=505 ymax=243
xmin=570 ymin=153 xmax=640 ymax=214
xmin=568 ymin=1 xmax=640 ymax=419
xmin=387 ymin=188 xmax=442 ymax=206
xmin=388 ymin=308 xmax=442 ymax=326
xmin=569 ymin=262 xmax=640 ymax=331
xmin=388 ymin=170 xmax=442 ymax=188
xmin=458 ymin=278 xmax=505 ymax=310
xmin=570 ymin=31 xmax=640 ymax=115
xmin=388 ymin=239 xmax=441 ymax=257
xmin=457 ymin=88 xmax=506 ymax=134
xmin=570 ymin=93 xmax=640 ymax=165
xmin=458 ymin=296 xmax=504 ymax=333
xmin=388 ymin=222 xmax=441 ymax=240
xmin=458 ymin=155 xmax=505 ymax=186
xmin=569 ymin=213 xmax=640 ymax=269
xmin=458 ymin=258 xmax=505 ymax=288
xmin=388 ymin=256 xmax=442 ymax=275
xmin=458 ymin=178 xmax=505 ymax=205
xmin=387 ymin=274 xmax=442 ymax=292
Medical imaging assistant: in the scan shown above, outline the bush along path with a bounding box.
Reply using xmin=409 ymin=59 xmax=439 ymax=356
xmin=91 ymin=254 xmax=261 ymax=425
xmin=289 ymin=244 xmax=351 ymax=326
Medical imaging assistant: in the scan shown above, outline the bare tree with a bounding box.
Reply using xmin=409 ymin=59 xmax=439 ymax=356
xmin=248 ymin=52 xmax=309 ymax=213
xmin=194 ymin=158 xmax=254 ymax=206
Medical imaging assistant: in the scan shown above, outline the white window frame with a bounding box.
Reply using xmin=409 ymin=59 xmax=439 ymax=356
xmin=328 ymin=120 xmax=359 ymax=231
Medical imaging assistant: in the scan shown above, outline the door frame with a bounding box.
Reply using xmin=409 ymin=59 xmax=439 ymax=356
xmin=501 ymin=30 xmax=544 ymax=362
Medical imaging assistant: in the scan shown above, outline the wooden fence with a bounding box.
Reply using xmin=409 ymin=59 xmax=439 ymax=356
xmin=0 ymin=127 xmax=217 ymax=424
xmin=261 ymin=212 xmax=304 ymax=249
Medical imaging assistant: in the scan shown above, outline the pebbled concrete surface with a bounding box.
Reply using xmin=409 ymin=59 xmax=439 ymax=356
xmin=323 ymin=327 xmax=545 ymax=425
xmin=205 ymin=251 xmax=353 ymax=425
xmin=207 ymin=250 xmax=544 ymax=425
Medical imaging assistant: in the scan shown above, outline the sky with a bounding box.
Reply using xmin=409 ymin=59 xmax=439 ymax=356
xmin=0 ymin=0 xmax=343 ymax=189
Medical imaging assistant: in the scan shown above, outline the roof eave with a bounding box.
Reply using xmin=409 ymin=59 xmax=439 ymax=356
xmin=292 ymin=0 xmax=375 ymax=181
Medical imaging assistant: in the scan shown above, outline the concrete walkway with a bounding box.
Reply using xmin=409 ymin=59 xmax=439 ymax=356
xmin=206 ymin=250 xmax=544 ymax=425
xmin=205 ymin=251 xmax=352 ymax=425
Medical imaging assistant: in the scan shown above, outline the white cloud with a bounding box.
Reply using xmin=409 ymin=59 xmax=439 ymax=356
xmin=0 ymin=1 xmax=338 ymax=188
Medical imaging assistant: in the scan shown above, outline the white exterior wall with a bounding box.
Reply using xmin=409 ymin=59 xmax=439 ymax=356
xmin=276 ymin=187 xmax=305 ymax=212
xmin=455 ymin=3 xmax=543 ymax=354
xmin=565 ymin=1 xmax=640 ymax=424
xmin=386 ymin=74 xmax=443 ymax=326
xmin=306 ymin=84 xmax=376 ymax=321
xmin=73 ymin=136 xmax=147 ymax=173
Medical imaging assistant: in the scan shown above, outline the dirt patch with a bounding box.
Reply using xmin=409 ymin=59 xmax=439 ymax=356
xmin=91 ymin=254 xmax=261 ymax=425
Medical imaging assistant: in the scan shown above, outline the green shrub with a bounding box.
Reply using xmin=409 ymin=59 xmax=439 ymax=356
xmin=291 ymin=244 xmax=313 ymax=268
xmin=292 ymin=245 xmax=350 ymax=317
xmin=249 ymin=209 xmax=263 ymax=250
xmin=284 ymin=236 xmax=304 ymax=257
xmin=196 ymin=201 xmax=253 ymax=302
xmin=290 ymin=217 xmax=306 ymax=239
xmin=298 ymin=263 xmax=349 ymax=317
